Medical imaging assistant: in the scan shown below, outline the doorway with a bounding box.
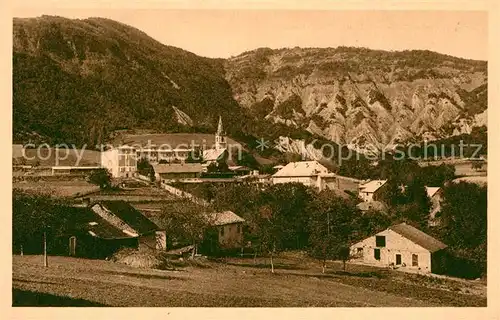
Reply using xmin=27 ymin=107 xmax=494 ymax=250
xmin=395 ymin=254 xmax=402 ymax=265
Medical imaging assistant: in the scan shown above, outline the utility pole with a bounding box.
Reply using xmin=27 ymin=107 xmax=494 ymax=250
xmin=43 ymin=229 xmax=48 ymax=268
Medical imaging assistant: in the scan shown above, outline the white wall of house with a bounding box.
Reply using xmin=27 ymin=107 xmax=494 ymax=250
xmin=101 ymin=149 xmax=119 ymax=178
xmin=359 ymin=191 xmax=375 ymax=202
xmin=350 ymin=229 xmax=433 ymax=274
xmin=101 ymin=147 xmax=138 ymax=178
xmin=271 ymin=176 xmax=318 ymax=187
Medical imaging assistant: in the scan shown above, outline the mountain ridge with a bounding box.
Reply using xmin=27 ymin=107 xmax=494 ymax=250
xmin=13 ymin=16 xmax=487 ymax=157
xmin=224 ymin=46 xmax=487 ymax=152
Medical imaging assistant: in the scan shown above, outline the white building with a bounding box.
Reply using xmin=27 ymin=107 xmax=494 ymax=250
xmin=350 ymin=223 xmax=448 ymax=274
xmin=101 ymin=145 xmax=138 ymax=178
xmin=358 ymin=180 xmax=387 ymax=202
xmin=271 ymin=160 xmax=336 ymax=191
xmin=137 ymin=145 xmax=192 ymax=163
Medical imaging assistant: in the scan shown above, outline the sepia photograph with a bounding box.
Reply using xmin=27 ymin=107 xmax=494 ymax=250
xmin=9 ymin=1 xmax=492 ymax=309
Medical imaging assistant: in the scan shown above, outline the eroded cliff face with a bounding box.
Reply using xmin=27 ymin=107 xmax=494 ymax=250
xmin=225 ymin=47 xmax=487 ymax=152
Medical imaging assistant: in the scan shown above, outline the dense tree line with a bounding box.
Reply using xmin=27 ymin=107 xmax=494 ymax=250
xmin=13 ymin=175 xmax=486 ymax=277
xmin=172 ymin=178 xmax=486 ymax=277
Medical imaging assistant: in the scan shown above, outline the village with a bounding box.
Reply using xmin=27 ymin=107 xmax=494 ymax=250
xmin=11 ymin=115 xmax=488 ymax=307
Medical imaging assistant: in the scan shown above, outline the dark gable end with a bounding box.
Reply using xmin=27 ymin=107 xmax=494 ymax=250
xmin=389 ymin=223 xmax=447 ymax=253
xmin=63 ymin=206 xmax=133 ymax=239
xmin=98 ymin=200 xmax=160 ymax=235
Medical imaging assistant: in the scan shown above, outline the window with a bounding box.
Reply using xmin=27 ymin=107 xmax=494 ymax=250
xmin=375 ymin=236 xmax=386 ymax=247
xmin=237 ymin=225 xmax=241 ymax=233
xmin=220 ymin=226 xmax=225 ymax=237
xmin=374 ymin=248 xmax=380 ymax=260
xmin=396 ymin=254 xmax=402 ymax=265
xmin=412 ymin=254 xmax=419 ymax=267
xmin=357 ymin=247 xmax=364 ymax=257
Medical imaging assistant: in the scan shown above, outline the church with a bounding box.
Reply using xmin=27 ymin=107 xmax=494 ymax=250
xmin=202 ymin=116 xmax=229 ymax=167
xmin=101 ymin=116 xmax=229 ymax=178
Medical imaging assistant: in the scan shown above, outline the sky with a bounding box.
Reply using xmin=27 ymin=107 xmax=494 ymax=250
xmin=12 ymin=8 xmax=488 ymax=60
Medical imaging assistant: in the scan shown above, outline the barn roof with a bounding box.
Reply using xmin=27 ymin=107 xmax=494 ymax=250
xmin=64 ymin=206 xmax=134 ymax=239
xmin=272 ymin=161 xmax=329 ymax=177
xmin=359 ymin=180 xmax=387 ymax=193
xmin=206 ymin=211 xmax=245 ymax=226
xmin=203 ymin=148 xmax=227 ymax=161
xmin=97 ymin=201 xmax=160 ymax=235
xmin=425 ymin=186 xmax=441 ymax=198
xmin=389 ymin=223 xmax=447 ymax=253
xmin=153 ymin=163 xmax=203 ymax=174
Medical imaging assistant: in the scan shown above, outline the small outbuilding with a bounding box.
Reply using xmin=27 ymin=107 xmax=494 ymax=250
xmin=200 ymin=211 xmax=245 ymax=254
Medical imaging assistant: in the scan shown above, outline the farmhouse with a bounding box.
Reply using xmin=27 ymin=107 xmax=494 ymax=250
xmin=153 ymin=163 xmax=204 ymax=182
xmin=358 ymin=180 xmax=387 ymax=202
xmin=350 ymin=223 xmax=448 ymax=274
xmin=53 ymin=206 xmax=138 ymax=259
xmin=272 ymin=160 xmax=336 ymax=190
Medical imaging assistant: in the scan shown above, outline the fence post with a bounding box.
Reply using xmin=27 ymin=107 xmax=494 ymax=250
xmin=43 ymin=230 xmax=48 ymax=267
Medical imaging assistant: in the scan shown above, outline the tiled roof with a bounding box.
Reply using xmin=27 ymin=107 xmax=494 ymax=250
xmin=203 ymin=148 xmax=227 ymax=161
xmin=359 ymin=180 xmax=387 ymax=193
xmin=206 ymin=211 xmax=245 ymax=226
xmin=64 ymin=206 xmax=133 ymax=239
xmin=98 ymin=201 xmax=160 ymax=235
xmin=153 ymin=163 xmax=203 ymax=174
xmin=425 ymin=186 xmax=441 ymax=198
xmin=389 ymin=223 xmax=447 ymax=253
xmin=356 ymin=201 xmax=388 ymax=212
xmin=272 ymin=161 xmax=329 ymax=177
xmin=228 ymin=165 xmax=251 ymax=171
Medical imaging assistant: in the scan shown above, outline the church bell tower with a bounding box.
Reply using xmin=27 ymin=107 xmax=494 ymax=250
xmin=215 ymin=116 xmax=226 ymax=150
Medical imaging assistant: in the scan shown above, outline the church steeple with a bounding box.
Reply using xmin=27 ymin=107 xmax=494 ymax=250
xmin=215 ymin=116 xmax=226 ymax=150
xmin=217 ymin=116 xmax=224 ymax=135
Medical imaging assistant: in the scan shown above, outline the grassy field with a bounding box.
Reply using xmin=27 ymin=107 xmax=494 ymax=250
xmin=12 ymin=180 xmax=100 ymax=197
xmin=12 ymin=255 xmax=486 ymax=307
xmin=13 ymin=148 xmax=101 ymax=167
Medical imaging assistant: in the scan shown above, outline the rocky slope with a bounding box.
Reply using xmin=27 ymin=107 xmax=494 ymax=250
xmin=224 ymin=47 xmax=487 ymax=152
